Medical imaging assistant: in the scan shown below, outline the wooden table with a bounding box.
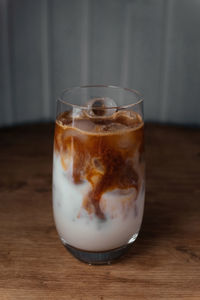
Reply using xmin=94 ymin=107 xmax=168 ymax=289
xmin=0 ymin=123 xmax=200 ymax=300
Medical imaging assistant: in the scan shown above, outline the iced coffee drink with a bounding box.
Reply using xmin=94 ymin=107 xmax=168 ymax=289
xmin=53 ymin=86 xmax=145 ymax=264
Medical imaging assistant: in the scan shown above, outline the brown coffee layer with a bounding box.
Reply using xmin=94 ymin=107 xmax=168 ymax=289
xmin=54 ymin=110 xmax=144 ymax=219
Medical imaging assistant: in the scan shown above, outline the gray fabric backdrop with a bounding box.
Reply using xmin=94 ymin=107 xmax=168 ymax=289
xmin=0 ymin=0 xmax=200 ymax=126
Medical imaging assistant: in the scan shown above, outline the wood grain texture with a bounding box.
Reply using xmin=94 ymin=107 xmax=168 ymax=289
xmin=0 ymin=123 xmax=200 ymax=299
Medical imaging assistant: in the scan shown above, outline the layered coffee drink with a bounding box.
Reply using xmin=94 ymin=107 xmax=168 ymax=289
xmin=53 ymin=97 xmax=145 ymax=254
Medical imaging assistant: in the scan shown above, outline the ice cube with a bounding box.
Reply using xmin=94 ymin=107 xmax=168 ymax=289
xmin=100 ymin=122 xmax=128 ymax=132
xmin=100 ymin=188 xmax=137 ymax=218
xmin=114 ymin=110 xmax=139 ymax=127
xmin=72 ymin=107 xmax=82 ymax=118
xmin=92 ymin=158 xmax=105 ymax=174
xmin=86 ymin=97 xmax=117 ymax=117
xmin=63 ymin=107 xmax=95 ymax=132
xmin=57 ymin=111 xmax=72 ymax=126
xmin=73 ymin=118 xmax=95 ymax=132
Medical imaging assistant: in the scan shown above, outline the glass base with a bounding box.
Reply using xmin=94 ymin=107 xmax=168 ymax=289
xmin=61 ymin=233 xmax=138 ymax=265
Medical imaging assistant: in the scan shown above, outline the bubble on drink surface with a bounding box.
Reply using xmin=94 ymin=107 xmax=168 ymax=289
xmin=86 ymin=97 xmax=117 ymax=117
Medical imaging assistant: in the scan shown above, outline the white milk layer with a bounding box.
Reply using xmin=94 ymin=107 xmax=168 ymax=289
xmin=53 ymin=153 xmax=145 ymax=251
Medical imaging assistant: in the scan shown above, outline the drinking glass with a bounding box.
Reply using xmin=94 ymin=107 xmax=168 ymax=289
xmin=52 ymin=85 xmax=145 ymax=264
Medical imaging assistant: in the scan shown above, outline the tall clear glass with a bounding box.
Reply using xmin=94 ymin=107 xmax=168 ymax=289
xmin=52 ymin=85 xmax=145 ymax=264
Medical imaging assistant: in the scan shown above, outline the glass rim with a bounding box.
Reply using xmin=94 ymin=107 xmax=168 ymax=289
xmin=57 ymin=85 xmax=144 ymax=110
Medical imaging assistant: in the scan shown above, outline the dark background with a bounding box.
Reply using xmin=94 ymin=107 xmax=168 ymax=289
xmin=1 ymin=0 xmax=200 ymax=127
